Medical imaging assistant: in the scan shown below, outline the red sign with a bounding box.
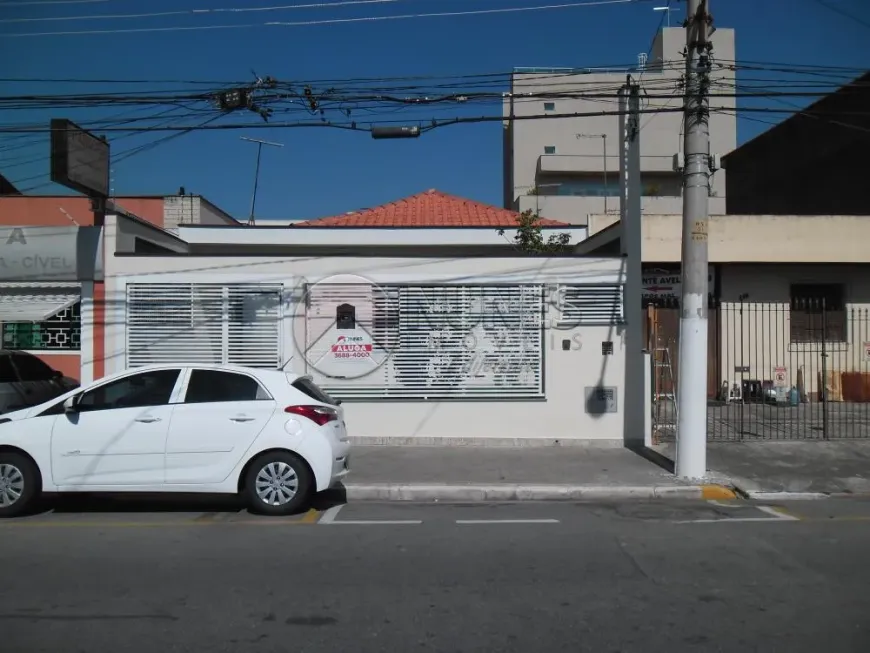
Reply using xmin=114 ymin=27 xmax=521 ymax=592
xmin=331 ymin=335 xmax=373 ymax=359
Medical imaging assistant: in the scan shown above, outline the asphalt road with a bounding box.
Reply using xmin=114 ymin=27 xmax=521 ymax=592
xmin=3 ymin=497 xmax=870 ymax=653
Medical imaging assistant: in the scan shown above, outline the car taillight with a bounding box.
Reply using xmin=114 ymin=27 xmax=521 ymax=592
xmin=284 ymin=405 xmax=337 ymax=426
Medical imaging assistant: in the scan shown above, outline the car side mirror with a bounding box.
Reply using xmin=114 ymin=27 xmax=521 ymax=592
xmin=63 ymin=395 xmax=81 ymax=413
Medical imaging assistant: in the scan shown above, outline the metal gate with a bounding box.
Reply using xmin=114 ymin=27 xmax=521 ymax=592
xmin=708 ymin=302 xmax=870 ymax=441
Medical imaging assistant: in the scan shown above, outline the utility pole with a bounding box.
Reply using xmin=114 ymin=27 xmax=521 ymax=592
xmin=241 ymin=137 xmax=283 ymax=226
xmin=619 ymin=78 xmax=645 ymax=449
xmin=676 ymin=0 xmax=713 ymax=479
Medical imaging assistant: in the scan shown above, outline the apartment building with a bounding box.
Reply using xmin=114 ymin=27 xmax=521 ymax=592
xmin=503 ymin=27 xmax=737 ymax=225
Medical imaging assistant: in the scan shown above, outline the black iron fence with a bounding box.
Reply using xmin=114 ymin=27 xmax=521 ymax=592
xmin=709 ymin=303 xmax=870 ymax=440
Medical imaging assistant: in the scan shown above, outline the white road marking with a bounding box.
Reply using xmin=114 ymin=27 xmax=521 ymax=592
xmin=675 ymin=505 xmax=799 ymax=524
xmin=757 ymin=505 xmax=800 ymax=521
xmin=455 ymin=519 xmax=561 ymax=525
xmin=317 ymin=505 xmax=422 ymax=525
xmin=318 ymin=505 xmax=344 ymax=524
xmin=328 ymin=520 xmax=423 ymax=525
xmin=708 ymin=500 xmax=750 ymax=508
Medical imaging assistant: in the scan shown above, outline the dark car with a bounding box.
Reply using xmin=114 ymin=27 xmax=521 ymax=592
xmin=0 ymin=350 xmax=79 ymax=415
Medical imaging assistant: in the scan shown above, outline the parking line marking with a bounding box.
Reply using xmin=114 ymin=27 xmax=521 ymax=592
xmin=318 ymin=505 xmax=343 ymax=524
xmin=456 ymin=519 xmax=560 ymax=524
xmin=316 ymin=505 xmax=422 ymax=525
xmin=757 ymin=505 xmax=800 ymax=521
xmin=330 ymin=520 xmax=423 ymax=525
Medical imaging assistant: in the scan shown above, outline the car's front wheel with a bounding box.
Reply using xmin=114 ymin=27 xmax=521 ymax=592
xmin=243 ymin=451 xmax=313 ymax=516
xmin=0 ymin=452 xmax=40 ymax=518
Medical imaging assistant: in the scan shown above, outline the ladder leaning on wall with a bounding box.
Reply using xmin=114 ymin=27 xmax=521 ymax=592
xmin=651 ymin=344 xmax=678 ymax=443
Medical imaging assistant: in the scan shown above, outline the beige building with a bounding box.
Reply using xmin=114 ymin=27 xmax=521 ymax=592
xmin=579 ymin=213 xmax=870 ymax=439
xmin=503 ymin=27 xmax=737 ymax=225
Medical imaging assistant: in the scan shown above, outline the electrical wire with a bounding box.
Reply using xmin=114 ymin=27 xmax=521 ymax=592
xmin=809 ymin=0 xmax=870 ymax=31
xmin=0 ymin=0 xmax=413 ymax=24
xmin=0 ymin=0 xmax=650 ymax=37
xmin=14 ymin=112 xmax=230 ymax=194
xmin=1 ymin=0 xmax=113 ymax=5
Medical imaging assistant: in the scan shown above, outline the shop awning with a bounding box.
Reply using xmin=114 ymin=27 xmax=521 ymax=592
xmin=0 ymin=283 xmax=80 ymax=322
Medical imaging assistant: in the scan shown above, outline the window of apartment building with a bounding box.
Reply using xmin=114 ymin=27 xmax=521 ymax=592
xmin=543 ymin=145 xmax=556 ymax=155
xmin=543 ymin=102 xmax=555 ymax=112
xmin=789 ymin=283 xmax=846 ymax=343
xmin=1 ymin=302 xmax=81 ymax=351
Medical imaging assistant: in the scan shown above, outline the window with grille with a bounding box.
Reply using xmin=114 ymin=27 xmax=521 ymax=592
xmin=555 ymin=284 xmax=624 ymax=327
xmin=1 ymin=302 xmax=81 ymax=351
xmin=304 ymin=284 xmax=545 ymax=401
xmin=126 ymin=283 xmax=282 ymax=368
xmin=789 ymin=283 xmax=846 ymax=343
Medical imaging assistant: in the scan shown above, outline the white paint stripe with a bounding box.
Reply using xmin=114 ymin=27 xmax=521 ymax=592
xmin=326 ymin=520 xmax=423 ymax=525
xmin=674 ymin=517 xmax=787 ymax=524
xmin=317 ymin=505 xmax=343 ymax=524
xmin=757 ymin=505 xmax=800 ymax=521
xmin=708 ymin=499 xmax=749 ymax=508
xmin=455 ymin=519 xmax=560 ymax=524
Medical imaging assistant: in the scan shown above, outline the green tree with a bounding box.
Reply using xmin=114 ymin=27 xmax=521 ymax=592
xmin=498 ymin=209 xmax=572 ymax=254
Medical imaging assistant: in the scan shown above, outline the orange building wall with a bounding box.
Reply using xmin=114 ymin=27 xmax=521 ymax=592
xmin=0 ymin=195 xmax=164 ymax=227
xmin=1 ymin=196 xmax=164 ymax=381
xmin=38 ymin=354 xmax=82 ymax=382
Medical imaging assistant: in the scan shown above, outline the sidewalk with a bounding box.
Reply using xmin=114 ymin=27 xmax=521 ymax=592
xmin=339 ymin=444 xmax=737 ymax=502
xmin=654 ymin=440 xmax=870 ymax=498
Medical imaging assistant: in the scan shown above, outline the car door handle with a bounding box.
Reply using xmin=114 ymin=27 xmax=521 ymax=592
xmin=134 ymin=417 xmax=162 ymax=423
xmin=230 ymin=416 xmax=255 ymax=423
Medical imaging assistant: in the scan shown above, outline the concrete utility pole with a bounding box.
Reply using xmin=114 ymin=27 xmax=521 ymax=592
xmin=619 ymin=79 xmax=645 ymax=449
xmin=241 ymin=137 xmax=283 ymax=226
xmin=676 ymin=0 xmax=713 ymax=479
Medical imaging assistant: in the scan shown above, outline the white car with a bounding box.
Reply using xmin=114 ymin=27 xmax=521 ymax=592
xmin=0 ymin=364 xmax=350 ymax=518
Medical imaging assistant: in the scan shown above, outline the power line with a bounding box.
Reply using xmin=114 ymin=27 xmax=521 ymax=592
xmin=809 ymin=0 xmax=870 ymax=30
xmin=0 ymin=0 xmax=411 ymax=24
xmin=5 ymin=104 xmax=869 ymax=135
xmin=0 ymin=0 xmax=650 ymax=37
xmin=1 ymin=0 xmax=113 ymax=5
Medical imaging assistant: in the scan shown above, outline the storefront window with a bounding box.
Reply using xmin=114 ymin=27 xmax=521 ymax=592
xmin=2 ymin=302 xmax=81 ymax=351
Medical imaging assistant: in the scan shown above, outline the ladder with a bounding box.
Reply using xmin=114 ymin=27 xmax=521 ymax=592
xmin=652 ymin=345 xmax=678 ymax=442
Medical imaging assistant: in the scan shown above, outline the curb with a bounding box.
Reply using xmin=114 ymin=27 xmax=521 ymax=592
xmin=341 ymin=483 xmax=738 ymax=502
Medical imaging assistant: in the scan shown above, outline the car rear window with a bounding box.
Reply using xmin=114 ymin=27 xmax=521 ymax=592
xmin=292 ymin=377 xmax=337 ymax=405
xmin=12 ymin=353 xmax=56 ymax=382
xmin=0 ymin=356 xmax=17 ymax=383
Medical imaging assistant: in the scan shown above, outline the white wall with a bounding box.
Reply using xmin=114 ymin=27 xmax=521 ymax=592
xmin=103 ymin=218 xmax=629 ymax=442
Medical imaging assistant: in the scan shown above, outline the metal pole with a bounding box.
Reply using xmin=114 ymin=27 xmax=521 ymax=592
xmin=241 ymin=136 xmax=283 ymax=226
xmin=620 ymin=79 xmax=645 ymax=448
xmin=676 ymin=0 xmax=712 ymax=479
xmin=602 ymin=134 xmax=608 ymax=213
xmin=249 ymin=142 xmax=262 ymax=222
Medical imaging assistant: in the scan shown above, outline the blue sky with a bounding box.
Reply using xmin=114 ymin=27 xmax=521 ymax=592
xmin=1 ymin=0 xmax=868 ymax=220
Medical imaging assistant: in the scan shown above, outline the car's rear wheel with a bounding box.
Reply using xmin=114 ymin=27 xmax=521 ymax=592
xmin=0 ymin=452 xmax=40 ymax=518
xmin=243 ymin=452 xmax=313 ymax=516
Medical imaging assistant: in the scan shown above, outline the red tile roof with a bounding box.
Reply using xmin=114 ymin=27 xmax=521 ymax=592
xmin=295 ymin=189 xmax=570 ymax=228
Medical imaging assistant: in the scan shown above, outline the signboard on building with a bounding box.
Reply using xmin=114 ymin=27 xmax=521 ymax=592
xmin=863 ymin=342 xmax=870 ymax=362
xmin=643 ymin=266 xmax=716 ymax=304
xmin=331 ymin=333 xmax=373 ymax=360
xmin=50 ymin=119 xmax=110 ymax=198
xmin=0 ymin=226 xmax=103 ymax=281
xmin=774 ymin=366 xmax=787 ymax=386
